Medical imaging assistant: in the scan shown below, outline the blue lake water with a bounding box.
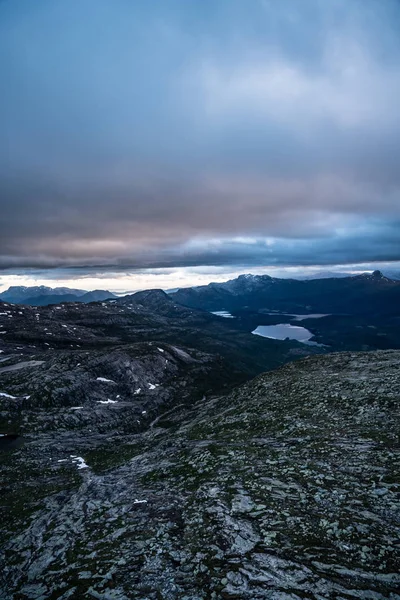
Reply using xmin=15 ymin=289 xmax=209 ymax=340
xmin=252 ymin=323 xmax=320 ymax=345
xmin=211 ymin=310 xmax=324 ymax=346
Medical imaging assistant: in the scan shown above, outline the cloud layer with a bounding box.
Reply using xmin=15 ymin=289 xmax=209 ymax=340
xmin=1 ymin=0 xmax=400 ymax=271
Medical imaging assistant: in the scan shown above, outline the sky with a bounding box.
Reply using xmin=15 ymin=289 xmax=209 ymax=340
xmin=1 ymin=0 xmax=400 ymax=292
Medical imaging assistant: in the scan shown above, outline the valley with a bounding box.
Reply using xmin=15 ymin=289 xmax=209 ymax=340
xmin=171 ymin=272 xmax=400 ymax=352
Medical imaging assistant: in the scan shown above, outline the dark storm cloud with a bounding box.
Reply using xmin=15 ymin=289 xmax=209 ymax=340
xmin=1 ymin=0 xmax=400 ymax=271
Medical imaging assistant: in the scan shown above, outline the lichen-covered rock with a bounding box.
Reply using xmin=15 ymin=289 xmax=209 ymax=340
xmin=1 ymin=349 xmax=399 ymax=599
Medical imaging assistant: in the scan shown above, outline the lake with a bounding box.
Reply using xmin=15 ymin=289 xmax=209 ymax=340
xmin=252 ymin=323 xmax=321 ymax=345
xmin=259 ymin=311 xmax=329 ymax=320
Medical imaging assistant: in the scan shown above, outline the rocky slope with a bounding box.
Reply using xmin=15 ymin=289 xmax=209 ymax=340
xmin=1 ymin=348 xmax=399 ymax=599
xmin=0 ymin=292 xmax=320 ymax=379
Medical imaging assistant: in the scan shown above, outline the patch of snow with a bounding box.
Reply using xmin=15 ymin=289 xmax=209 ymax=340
xmin=96 ymin=377 xmax=115 ymax=383
xmin=134 ymin=388 xmax=141 ymax=394
xmin=148 ymin=383 xmax=159 ymax=390
xmin=97 ymin=399 xmax=118 ymax=404
xmin=61 ymin=324 xmax=68 ymax=328
xmin=0 ymin=392 xmax=17 ymax=399
xmin=70 ymin=455 xmax=89 ymax=470
xmin=142 ymin=410 xmax=147 ymax=414
xmin=157 ymin=347 xmax=164 ymax=353
xmin=71 ymin=406 xmax=83 ymax=410
xmin=211 ymin=310 xmax=235 ymax=318
xmin=133 ymin=499 xmax=148 ymax=504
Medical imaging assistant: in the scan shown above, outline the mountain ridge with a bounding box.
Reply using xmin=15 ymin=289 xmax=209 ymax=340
xmin=171 ymin=270 xmax=400 ymax=315
xmin=0 ymin=285 xmax=116 ymax=306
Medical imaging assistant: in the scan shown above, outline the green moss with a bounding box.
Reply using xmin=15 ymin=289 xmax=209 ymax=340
xmin=84 ymin=441 xmax=146 ymax=474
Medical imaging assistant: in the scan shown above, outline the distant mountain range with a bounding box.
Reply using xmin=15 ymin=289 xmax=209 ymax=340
xmin=298 ymin=269 xmax=400 ymax=280
xmin=2 ymin=269 xmax=400 ymax=308
xmin=0 ymin=285 xmax=115 ymax=306
xmin=171 ymin=270 xmax=400 ymax=316
xmin=383 ymin=270 xmax=400 ymax=280
xmin=297 ymin=270 xmax=358 ymax=279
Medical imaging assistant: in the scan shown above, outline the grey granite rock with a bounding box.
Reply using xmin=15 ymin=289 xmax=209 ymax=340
xmin=0 ymin=297 xmax=399 ymax=599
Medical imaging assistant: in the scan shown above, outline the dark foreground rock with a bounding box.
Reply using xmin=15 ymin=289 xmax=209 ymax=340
xmin=1 ymin=350 xmax=399 ymax=599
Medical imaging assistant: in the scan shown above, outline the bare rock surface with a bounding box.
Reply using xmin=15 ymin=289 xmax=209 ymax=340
xmin=1 ymin=346 xmax=399 ymax=599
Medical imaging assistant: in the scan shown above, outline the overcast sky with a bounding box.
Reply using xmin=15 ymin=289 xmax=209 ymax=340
xmin=1 ymin=0 xmax=400 ymax=290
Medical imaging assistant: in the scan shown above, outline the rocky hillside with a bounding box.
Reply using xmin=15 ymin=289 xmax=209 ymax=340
xmin=1 ymin=349 xmax=399 ymax=599
xmin=0 ymin=292 xmax=320 ymax=379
